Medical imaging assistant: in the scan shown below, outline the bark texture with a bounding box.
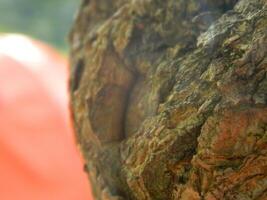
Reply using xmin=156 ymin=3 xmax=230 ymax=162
xmin=69 ymin=0 xmax=267 ymax=199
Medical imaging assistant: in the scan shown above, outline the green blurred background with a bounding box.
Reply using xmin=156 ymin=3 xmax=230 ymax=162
xmin=0 ymin=0 xmax=80 ymax=52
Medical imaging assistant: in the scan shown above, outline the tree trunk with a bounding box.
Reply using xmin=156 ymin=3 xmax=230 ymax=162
xmin=69 ymin=0 xmax=267 ymax=199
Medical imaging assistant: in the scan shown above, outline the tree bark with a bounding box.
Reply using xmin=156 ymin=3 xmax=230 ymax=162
xmin=69 ymin=0 xmax=267 ymax=199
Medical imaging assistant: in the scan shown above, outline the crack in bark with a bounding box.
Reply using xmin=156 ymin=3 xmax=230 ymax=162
xmin=71 ymin=58 xmax=85 ymax=92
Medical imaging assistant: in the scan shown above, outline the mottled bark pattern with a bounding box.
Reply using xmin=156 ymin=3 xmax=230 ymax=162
xmin=69 ymin=0 xmax=267 ymax=199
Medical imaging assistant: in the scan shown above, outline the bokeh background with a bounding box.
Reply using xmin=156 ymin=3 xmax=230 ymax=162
xmin=0 ymin=0 xmax=79 ymax=52
xmin=0 ymin=1 xmax=95 ymax=199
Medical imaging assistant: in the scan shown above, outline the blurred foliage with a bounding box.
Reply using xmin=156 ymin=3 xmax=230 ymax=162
xmin=0 ymin=0 xmax=80 ymax=51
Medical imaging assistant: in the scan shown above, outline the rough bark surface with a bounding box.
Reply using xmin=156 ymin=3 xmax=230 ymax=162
xmin=69 ymin=0 xmax=267 ymax=199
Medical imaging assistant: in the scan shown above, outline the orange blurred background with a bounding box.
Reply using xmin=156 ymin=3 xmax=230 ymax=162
xmin=0 ymin=34 xmax=94 ymax=200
